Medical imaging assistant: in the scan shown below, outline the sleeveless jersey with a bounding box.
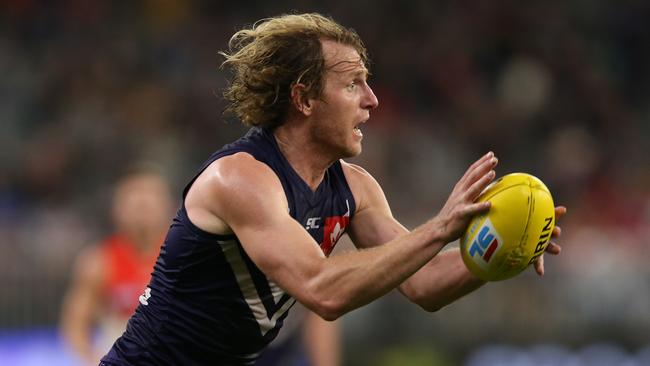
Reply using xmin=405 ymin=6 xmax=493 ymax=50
xmin=101 ymin=127 xmax=356 ymax=366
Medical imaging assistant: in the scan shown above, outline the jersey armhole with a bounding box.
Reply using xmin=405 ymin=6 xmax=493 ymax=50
xmin=333 ymin=160 xmax=357 ymax=220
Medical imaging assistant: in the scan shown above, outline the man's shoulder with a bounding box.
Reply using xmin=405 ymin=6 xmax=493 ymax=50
xmin=204 ymin=152 xmax=279 ymax=186
xmin=193 ymin=152 xmax=286 ymax=209
xmin=185 ymin=151 xmax=289 ymax=235
xmin=339 ymin=160 xmax=378 ymax=189
xmin=339 ymin=160 xmax=386 ymax=212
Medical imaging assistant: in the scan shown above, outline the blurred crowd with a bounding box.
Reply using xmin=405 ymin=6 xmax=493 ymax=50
xmin=1 ymin=1 xmax=649 ymax=364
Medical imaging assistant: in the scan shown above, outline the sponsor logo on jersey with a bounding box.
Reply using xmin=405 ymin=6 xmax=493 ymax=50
xmin=319 ymin=200 xmax=350 ymax=256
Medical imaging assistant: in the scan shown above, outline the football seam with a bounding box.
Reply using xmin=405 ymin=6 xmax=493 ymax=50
xmin=498 ymin=183 xmax=534 ymax=281
xmin=518 ymin=184 xmax=534 ymax=255
xmin=480 ymin=182 xmax=530 ymax=202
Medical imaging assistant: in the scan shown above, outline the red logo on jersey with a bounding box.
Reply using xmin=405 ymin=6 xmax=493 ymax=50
xmin=319 ymin=215 xmax=349 ymax=256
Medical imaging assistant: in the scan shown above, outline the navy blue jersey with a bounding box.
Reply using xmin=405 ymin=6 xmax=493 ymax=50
xmin=101 ymin=128 xmax=356 ymax=366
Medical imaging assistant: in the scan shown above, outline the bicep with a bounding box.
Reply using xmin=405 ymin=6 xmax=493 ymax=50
xmin=343 ymin=162 xmax=409 ymax=249
xmin=203 ymin=155 xmax=327 ymax=301
xmin=348 ymin=206 xmax=408 ymax=249
xmin=232 ymin=209 xmax=326 ymax=289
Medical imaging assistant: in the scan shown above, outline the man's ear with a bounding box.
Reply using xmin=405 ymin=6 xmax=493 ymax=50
xmin=290 ymin=83 xmax=313 ymax=116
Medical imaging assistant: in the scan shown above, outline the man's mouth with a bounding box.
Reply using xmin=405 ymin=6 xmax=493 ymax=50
xmin=353 ymin=123 xmax=363 ymax=137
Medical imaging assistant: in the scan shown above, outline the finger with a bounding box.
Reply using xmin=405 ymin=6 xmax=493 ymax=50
xmin=555 ymin=206 xmax=567 ymax=219
xmin=534 ymin=254 xmax=544 ymax=276
xmin=461 ymin=155 xmax=498 ymax=191
xmin=551 ymin=225 xmax=562 ymax=238
xmin=545 ymin=241 xmax=562 ymax=255
xmin=459 ymin=152 xmax=495 ymax=185
xmin=463 ymin=200 xmax=492 ymax=216
xmin=465 ymin=169 xmax=496 ymax=201
xmin=468 ymin=151 xmax=495 ymax=172
xmin=467 ymin=157 xmax=498 ymax=188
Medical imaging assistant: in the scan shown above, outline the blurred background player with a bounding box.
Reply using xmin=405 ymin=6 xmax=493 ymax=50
xmin=59 ymin=167 xmax=174 ymax=365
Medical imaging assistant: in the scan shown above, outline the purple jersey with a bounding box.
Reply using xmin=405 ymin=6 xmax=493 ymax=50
xmin=101 ymin=128 xmax=355 ymax=365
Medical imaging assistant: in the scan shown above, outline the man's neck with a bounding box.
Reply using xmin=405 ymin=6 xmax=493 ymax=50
xmin=273 ymin=125 xmax=335 ymax=192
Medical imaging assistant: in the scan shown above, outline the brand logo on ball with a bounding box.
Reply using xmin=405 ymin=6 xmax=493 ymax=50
xmin=467 ymin=218 xmax=502 ymax=268
xmin=527 ymin=216 xmax=554 ymax=265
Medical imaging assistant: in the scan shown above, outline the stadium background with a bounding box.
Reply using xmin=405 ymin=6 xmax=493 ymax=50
xmin=1 ymin=1 xmax=649 ymax=365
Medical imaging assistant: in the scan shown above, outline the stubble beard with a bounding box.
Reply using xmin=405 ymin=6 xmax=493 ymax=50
xmin=312 ymin=121 xmax=361 ymax=161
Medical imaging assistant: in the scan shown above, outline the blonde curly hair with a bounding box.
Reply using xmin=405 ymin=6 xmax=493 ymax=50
xmin=220 ymin=13 xmax=368 ymax=129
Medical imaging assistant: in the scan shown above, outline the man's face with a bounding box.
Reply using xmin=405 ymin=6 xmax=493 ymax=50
xmin=309 ymin=40 xmax=379 ymax=158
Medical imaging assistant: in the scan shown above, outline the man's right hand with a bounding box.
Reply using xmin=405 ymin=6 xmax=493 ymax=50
xmin=434 ymin=151 xmax=498 ymax=243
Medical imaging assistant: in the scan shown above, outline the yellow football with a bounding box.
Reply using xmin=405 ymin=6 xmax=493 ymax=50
xmin=460 ymin=173 xmax=555 ymax=281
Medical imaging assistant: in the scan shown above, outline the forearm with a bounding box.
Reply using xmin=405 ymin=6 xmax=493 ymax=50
xmin=399 ymin=247 xmax=485 ymax=311
xmin=60 ymin=304 xmax=96 ymax=363
xmin=65 ymin=328 xmax=96 ymax=364
xmin=305 ymin=218 xmax=447 ymax=319
xmin=331 ymin=152 xmax=496 ymax=314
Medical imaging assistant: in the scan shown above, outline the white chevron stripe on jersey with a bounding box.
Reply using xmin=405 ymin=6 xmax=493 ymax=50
xmin=220 ymin=239 xmax=294 ymax=336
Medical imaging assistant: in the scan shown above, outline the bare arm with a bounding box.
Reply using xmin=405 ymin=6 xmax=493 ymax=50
xmin=60 ymin=246 xmax=105 ymax=365
xmin=345 ymin=158 xmax=565 ymax=312
xmin=303 ymin=311 xmax=340 ymax=366
xmin=399 ymin=247 xmax=485 ymax=311
xmin=343 ymin=160 xmax=487 ymax=311
xmin=184 ymin=152 xmax=495 ymax=320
